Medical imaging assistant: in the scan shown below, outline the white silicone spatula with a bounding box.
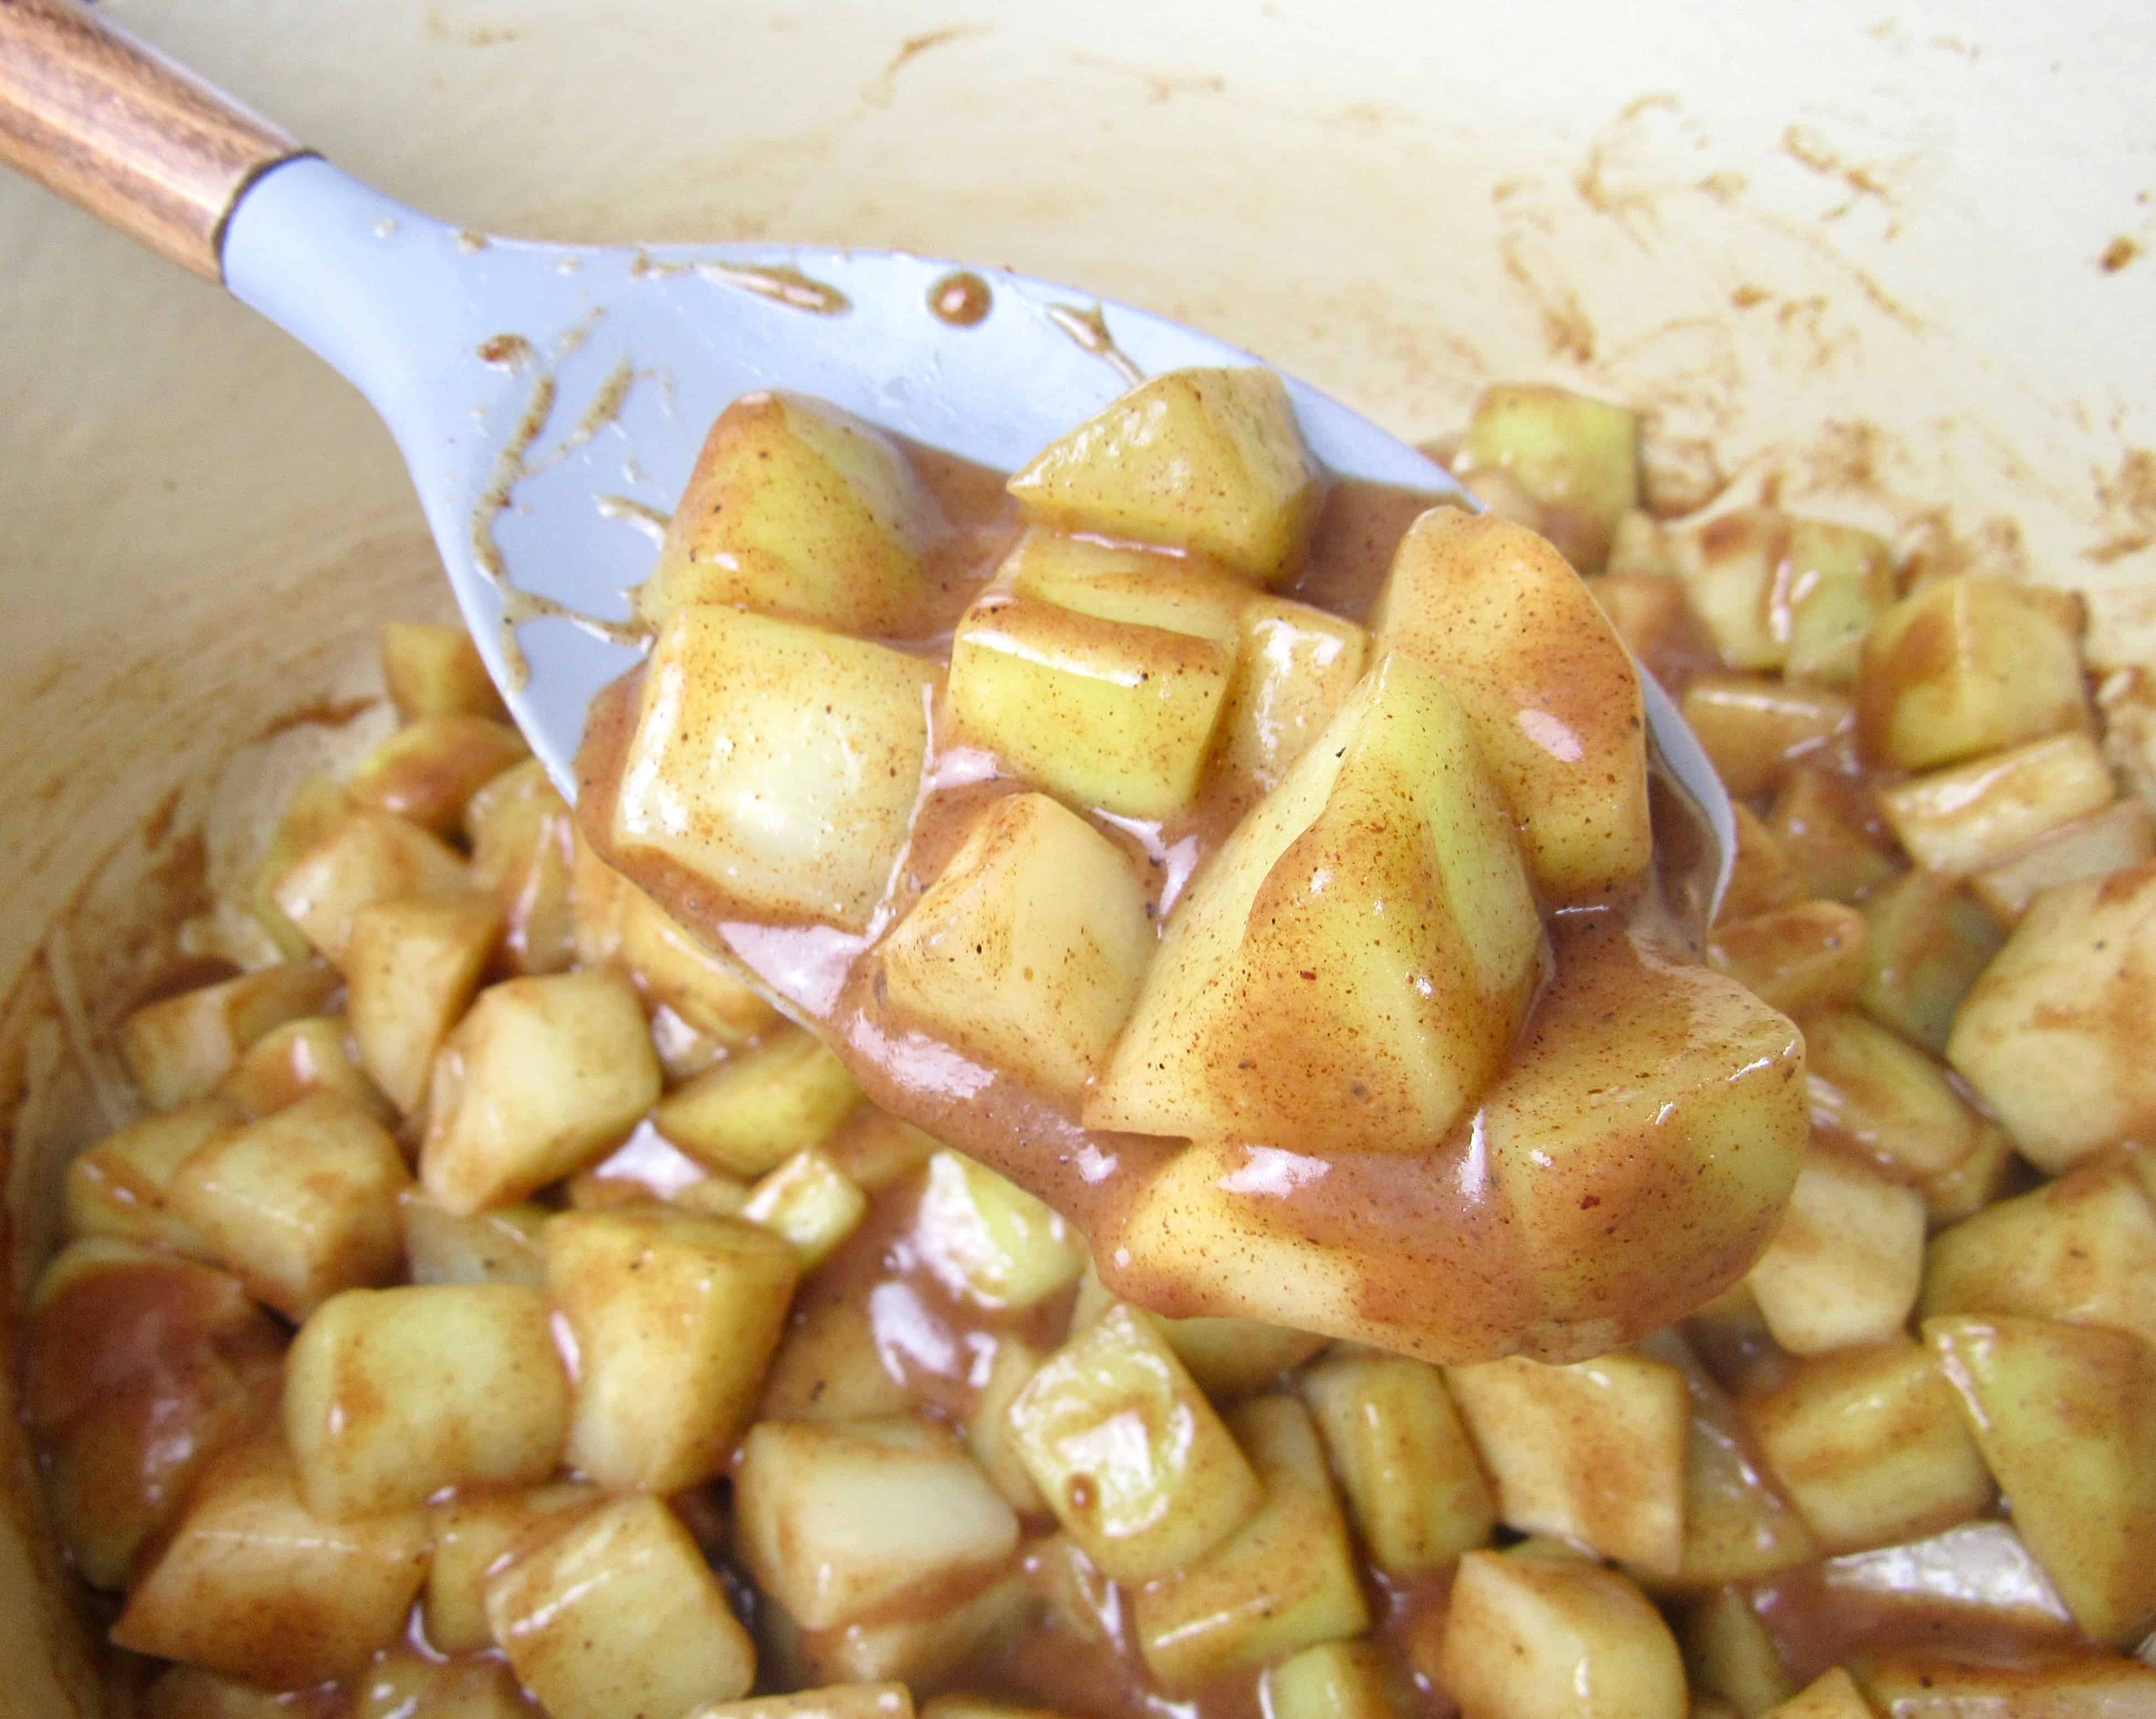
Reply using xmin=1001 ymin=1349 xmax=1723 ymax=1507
xmin=0 ymin=0 xmax=1733 ymax=898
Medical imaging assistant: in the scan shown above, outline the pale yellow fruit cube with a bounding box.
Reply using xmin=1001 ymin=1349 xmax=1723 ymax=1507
xmin=64 ymin=1094 xmax=239 ymax=1255
xmin=424 ymin=1481 xmax=596 ymax=1653
xmin=946 ymin=591 xmax=1236 ymax=819
xmin=1299 ymin=1351 xmax=1494 ymax=1575
xmin=1670 ymin=508 xmax=1791 ymax=672
xmin=1375 ymin=507 xmax=1651 ymax=904
xmin=1856 ymin=870 xmax=2005 ymax=1055
xmin=1157 ymin=1316 xmax=1326 ymax=1400
xmin=1927 ymin=1312 xmax=2156 ymax=1645
xmin=966 ymin=1337 xmax=1048 ymax=1513
xmin=1817 ymin=1520 xmax=2072 ymax=1637
xmin=344 ymin=890 xmax=502 ymax=1113
xmin=1213 ymin=596 xmax=1370 ymax=799
xmin=1457 ymin=383 xmax=1639 ymax=577
xmin=611 ymin=604 xmax=937 ymax=931
xmin=400 ymin=1187 xmax=548 ymax=1285
xmin=1803 ymin=1009 xmax=1987 ymax=1181
xmin=145 ymin=1664 xmax=340 ymax=1719
xmin=775 ymin=1568 xmax=1035 ymax=1689
xmin=999 ymin=525 xmax=1249 ymax=630
xmin=112 ymin=1432 xmax=429 ymax=1688
xmin=822 ymin=1103 xmax=943 ymax=1193
xmin=1088 ymin=652 xmax=1543 ymax=1157
xmin=1947 ymin=862 xmax=2156 ymax=1172
xmin=1263 ymin=1641 xmax=1400 ymax=1719
xmin=1768 ymin=767 xmax=1902 ymax=904
xmin=743 ymin=1147 xmax=869 ymax=1269
xmin=877 ymin=792 xmax=1154 ymax=1103
xmin=548 ymin=1207 xmax=799 ymax=1490
xmin=914 ymin=1149 xmax=1087 ymax=1311
xmin=249 ymin=775 xmax=355 ymax=961
xmin=283 ymin=1283 xmax=569 ymax=1520
xmin=1743 ymin=1338 xmax=1992 ymax=1555
xmin=352 ymin=1652 xmax=536 ymax=1719
xmin=1781 ymin=518 xmax=1897 ymax=686
xmin=639 ymin=390 xmax=945 ymax=635
xmin=1859 ymin=575 xmax=2089 ymax=771
xmin=379 ymin=620 xmax=508 ymax=722
xmin=1922 ymin=1150 xmax=2156 ymax=1350
xmin=1007 ymin=366 xmax=1324 ymax=583
xmin=486 ymin=1493 xmax=755 ymax=1719
xmin=1679 ymin=1586 xmax=1797 ymax=1717
xmin=1859 ymin=1654 xmax=2156 ymax=1716
xmin=1879 ymin=731 xmax=2115 ymax=877
xmin=1446 ymin=1349 xmax=1687 ymax=1576
xmin=1650 ymin=1335 xmax=1817 ymax=1589
xmin=269 ymin=809 xmax=471 ymax=965
xmin=1708 ymin=900 xmax=1869 ymax=1018
xmin=1438 ymin=1547 xmax=1686 ymax=1719
xmin=169 ymin=1089 xmax=410 ymax=1319
xmin=1026 ymin=1532 xmax=1116 ymax=1644
xmin=1745 ymin=1150 xmax=1924 ymax=1356
xmin=1971 ymin=795 xmax=2156 ymax=924
xmin=1008 ymin=1303 xmax=1262 ymax=1582
xmin=421 ymin=969 xmax=662 ymax=1214
xmin=1913 ymin=1118 xmax=2020 ymax=1225
xmin=655 ymin=1023 xmax=863 ymax=1178
xmin=121 ymin=960 xmax=341 ymax=1109
xmin=347 ymin=712 xmax=528 ymax=836
xmin=691 ymin=1686 xmax=914 ymax=1719
xmin=1132 ymin=1396 xmax=1370 ymax=1689
xmin=217 ymin=1015 xmax=394 ymax=1122
xmin=1681 ymin=674 xmax=1854 ymax=800
xmin=736 ymin=1417 xmax=1020 ymax=1628
xmin=611 ymin=874 xmax=779 ymax=1044
xmin=920 ymin=1701 xmax=1069 ymax=1719
xmin=466 ymin=757 xmax=578 ymax=976
xmin=1763 ymin=1668 xmax=1875 ymax=1719
xmin=758 ymin=1296 xmax=914 ymax=1423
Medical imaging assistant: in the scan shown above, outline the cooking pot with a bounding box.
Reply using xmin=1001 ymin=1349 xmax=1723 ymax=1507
xmin=4 ymin=0 xmax=2152 ymax=1707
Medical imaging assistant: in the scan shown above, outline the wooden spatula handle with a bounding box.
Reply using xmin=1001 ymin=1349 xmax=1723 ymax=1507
xmin=0 ymin=0 xmax=306 ymax=282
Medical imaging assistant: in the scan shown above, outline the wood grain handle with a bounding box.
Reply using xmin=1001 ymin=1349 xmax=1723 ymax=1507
xmin=0 ymin=0 xmax=307 ymax=282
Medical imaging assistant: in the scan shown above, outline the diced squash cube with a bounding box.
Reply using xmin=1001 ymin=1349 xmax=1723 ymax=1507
xmin=736 ymin=1417 xmax=1020 ymax=1628
xmin=1457 ymin=384 xmax=1639 ymax=577
xmin=1803 ymin=1009 xmax=1987 ymax=1181
xmin=1089 ymin=653 xmax=1543 ymax=1156
xmin=1856 ymin=871 xmax=2005 ymax=1055
xmin=1742 ymin=1338 xmax=1992 ymax=1555
xmin=1438 ymin=1547 xmax=1686 ymax=1719
xmin=121 ymin=961 xmax=341 ymax=1109
xmin=1763 ymin=1668 xmax=1874 ymax=1719
xmin=1007 ymin=366 xmax=1324 ymax=584
xmin=1947 ymin=861 xmax=2156 ymax=1172
xmin=421 ymin=969 xmax=661 ymax=1214
xmin=283 ymin=1283 xmax=569 ymax=1519
xmin=380 ymin=620 xmax=508 ymax=722
xmin=1879 ymin=731 xmax=2115 ymax=876
xmin=169 ymin=1090 xmax=410 ymax=1320
xmin=218 ymin=1015 xmax=394 ymax=1122
xmin=25 ymin=1244 xmax=283 ymax=1590
xmin=913 ymin=1149 xmax=1086 ymax=1311
xmin=1708 ymin=900 xmax=1868 ymax=1016
xmin=1132 ymin=1396 xmax=1370 ymax=1689
xmin=64 ymin=1095 xmax=240 ymax=1255
xmin=877 ymin=793 xmax=1153 ymax=1103
xmin=1681 ymin=674 xmax=1853 ymax=800
xmin=758 ymin=1297 xmax=914 ymax=1424
xmin=345 ymin=891 xmax=501 ymax=1112
xmin=1265 ymin=1641 xmax=1400 ymax=1719
xmin=1766 ymin=768 xmax=1902 ymax=904
xmin=112 ymin=1432 xmax=429 ymax=1688
xmin=690 ymin=1685 xmax=913 ymax=1719
xmin=485 ymin=1493 xmax=755 ymax=1719
xmin=1922 ymin=1150 xmax=2156 ymax=1351
xmin=400 ymin=1187 xmax=547 ymax=1285
xmin=1008 ymin=1303 xmax=1262 ymax=1582
xmin=1300 ymin=1350 xmax=1495 ymax=1575
xmin=1927 ymin=1312 xmax=2156 ymax=1644
xmin=611 ymin=604 xmax=936 ymax=931
xmin=946 ymin=590 xmax=1236 ymax=819
xmin=1745 ymin=1151 xmax=1924 ymax=1356
xmin=655 ymin=1024 xmax=862 ymax=1178
xmin=639 ymin=390 xmax=944 ymax=634
xmin=1782 ymin=519 xmax=1897 ymax=686
xmin=1971 ymin=795 xmax=2156 ymax=924
xmin=743 ymin=1148 xmax=869 ymax=1268
xmin=1375 ymin=508 xmax=1651 ymax=904
xmin=468 ymin=757 xmax=578 ymax=975
xmin=1446 ymin=1349 xmax=1687 ymax=1575
xmin=966 ymin=1338 xmax=1048 ymax=1514
xmin=1680 ymin=1587 xmax=1797 ymax=1717
xmin=347 ymin=712 xmax=528 ymax=835
xmin=424 ymin=1481 xmax=596 ymax=1653
xmin=1858 ymin=576 xmax=2089 ymax=771
xmin=1216 ymin=595 xmax=1371 ymax=798
xmin=547 ymin=1207 xmax=800 ymax=1490
xmin=269 ymin=809 xmax=471 ymax=965
xmin=249 ymin=776 xmax=356 ymax=961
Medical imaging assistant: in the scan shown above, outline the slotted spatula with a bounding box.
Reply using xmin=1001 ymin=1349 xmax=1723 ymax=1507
xmin=0 ymin=0 xmax=1733 ymax=902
